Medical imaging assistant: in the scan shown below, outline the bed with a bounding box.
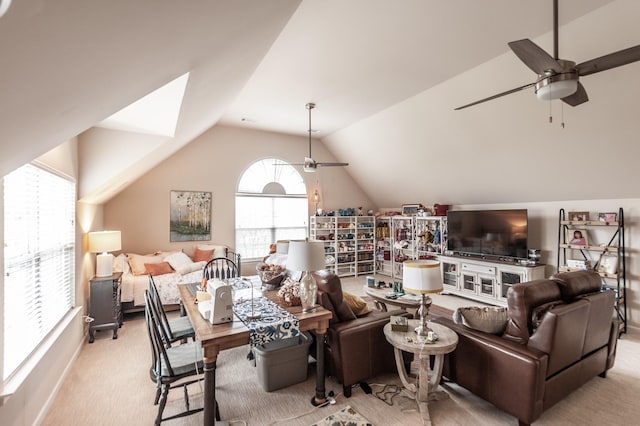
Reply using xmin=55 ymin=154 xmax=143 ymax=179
xmin=113 ymin=245 xmax=241 ymax=313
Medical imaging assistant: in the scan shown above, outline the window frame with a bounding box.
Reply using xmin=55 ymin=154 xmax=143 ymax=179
xmin=235 ymin=159 xmax=309 ymax=261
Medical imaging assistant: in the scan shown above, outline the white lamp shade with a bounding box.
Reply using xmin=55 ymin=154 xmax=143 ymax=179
xmin=402 ymin=259 xmax=443 ymax=294
xmin=88 ymin=231 xmax=122 ymax=253
xmin=536 ymin=79 xmax=578 ymax=101
xmin=287 ymin=240 xmax=325 ymax=271
xmin=88 ymin=231 xmax=122 ymax=277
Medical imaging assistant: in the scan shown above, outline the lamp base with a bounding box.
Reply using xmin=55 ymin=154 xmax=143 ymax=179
xmin=414 ymin=324 xmax=432 ymax=337
xmin=299 ymin=271 xmax=318 ymax=313
xmin=414 ymin=294 xmax=433 ymax=337
xmin=96 ymin=253 xmax=114 ymax=277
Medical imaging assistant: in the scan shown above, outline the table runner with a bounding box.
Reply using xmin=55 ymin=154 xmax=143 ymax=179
xmin=233 ymin=296 xmax=300 ymax=347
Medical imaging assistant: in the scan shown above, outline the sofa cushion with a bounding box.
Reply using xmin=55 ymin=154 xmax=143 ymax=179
xmin=550 ymin=270 xmax=602 ymax=302
xmin=453 ymin=306 xmax=509 ymax=334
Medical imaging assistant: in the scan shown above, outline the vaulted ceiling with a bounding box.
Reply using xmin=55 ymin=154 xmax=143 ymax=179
xmin=2 ymin=0 xmax=638 ymax=207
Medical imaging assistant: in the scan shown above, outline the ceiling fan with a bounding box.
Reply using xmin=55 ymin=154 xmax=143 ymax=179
xmin=455 ymin=0 xmax=640 ymax=111
xmin=292 ymin=102 xmax=348 ymax=173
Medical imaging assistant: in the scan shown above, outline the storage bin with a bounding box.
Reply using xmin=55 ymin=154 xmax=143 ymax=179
xmin=254 ymin=331 xmax=312 ymax=392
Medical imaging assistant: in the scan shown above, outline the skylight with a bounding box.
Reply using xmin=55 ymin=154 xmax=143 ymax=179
xmin=96 ymin=72 xmax=189 ymax=137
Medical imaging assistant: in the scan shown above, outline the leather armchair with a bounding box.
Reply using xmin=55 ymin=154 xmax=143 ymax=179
xmin=312 ymin=270 xmax=411 ymax=397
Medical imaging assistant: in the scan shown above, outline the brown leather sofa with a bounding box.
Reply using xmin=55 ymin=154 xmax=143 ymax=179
xmin=312 ymin=270 xmax=411 ymax=397
xmin=433 ymin=270 xmax=618 ymax=426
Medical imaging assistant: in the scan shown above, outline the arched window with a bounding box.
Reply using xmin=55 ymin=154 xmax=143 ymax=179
xmin=235 ymin=159 xmax=308 ymax=260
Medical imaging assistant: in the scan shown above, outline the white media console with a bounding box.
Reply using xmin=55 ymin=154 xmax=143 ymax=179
xmin=439 ymin=255 xmax=546 ymax=306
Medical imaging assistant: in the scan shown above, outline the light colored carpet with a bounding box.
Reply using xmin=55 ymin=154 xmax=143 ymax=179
xmin=42 ymin=275 xmax=640 ymax=425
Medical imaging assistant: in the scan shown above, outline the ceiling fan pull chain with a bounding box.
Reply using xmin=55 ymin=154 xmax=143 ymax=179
xmin=549 ymin=99 xmax=553 ymax=124
xmin=561 ymin=102 xmax=565 ymax=128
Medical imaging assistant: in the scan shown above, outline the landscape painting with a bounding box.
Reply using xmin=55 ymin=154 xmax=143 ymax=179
xmin=170 ymin=190 xmax=212 ymax=242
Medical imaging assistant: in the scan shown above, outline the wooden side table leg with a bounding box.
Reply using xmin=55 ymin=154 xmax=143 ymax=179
xmin=312 ymin=329 xmax=327 ymax=406
xmin=394 ymin=347 xmax=416 ymax=395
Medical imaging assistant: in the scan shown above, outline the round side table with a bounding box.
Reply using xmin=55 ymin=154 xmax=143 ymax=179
xmin=383 ymin=320 xmax=458 ymax=424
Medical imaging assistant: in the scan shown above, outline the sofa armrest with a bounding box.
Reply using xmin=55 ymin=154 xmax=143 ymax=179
xmin=433 ymin=316 xmax=549 ymax=425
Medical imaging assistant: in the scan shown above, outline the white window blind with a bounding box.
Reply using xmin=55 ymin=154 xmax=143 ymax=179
xmin=3 ymin=163 xmax=75 ymax=380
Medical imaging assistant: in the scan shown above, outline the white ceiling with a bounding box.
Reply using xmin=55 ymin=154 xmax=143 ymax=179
xmin=3 ymin=0 xmax=639 ymax=207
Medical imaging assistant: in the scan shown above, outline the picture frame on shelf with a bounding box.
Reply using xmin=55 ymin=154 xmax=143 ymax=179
xmin=597 ymin=254 xmax=618 ymax=275
xmin=401 ymin=204 xmax=422 ymax=216
xmin=598 ymin=212 xmax=618 ymax=222
xmin=568 ymin=211 xmax=589 ymax=221
xmin=567 ymin=228 xmax=588 ymax=246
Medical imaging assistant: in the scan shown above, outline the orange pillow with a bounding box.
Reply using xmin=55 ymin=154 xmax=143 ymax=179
xmin=145 ymin=261 xmax=174 ymax=276
xmin=192 ymin=247 xmax=214 ymax=262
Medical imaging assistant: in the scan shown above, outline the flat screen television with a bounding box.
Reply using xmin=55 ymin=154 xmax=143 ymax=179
xmin=447 ymin=209 xmax=528 ymax=260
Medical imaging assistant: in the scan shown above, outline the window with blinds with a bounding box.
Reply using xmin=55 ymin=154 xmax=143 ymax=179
xmin=3 ymin=163 xmax=75 ymax=380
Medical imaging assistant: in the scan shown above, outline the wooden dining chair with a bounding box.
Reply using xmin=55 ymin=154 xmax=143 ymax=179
xmin=144 ymin=290 xmax=211 ymax=425
xmin=148 ymin=276 xmax=195 ymax=347
xmin=203 ymin=257 xmax=239 ymax=281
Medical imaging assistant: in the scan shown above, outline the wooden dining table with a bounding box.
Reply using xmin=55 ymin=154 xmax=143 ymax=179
xmin=178 ymin=279 xmax=332 ymax=425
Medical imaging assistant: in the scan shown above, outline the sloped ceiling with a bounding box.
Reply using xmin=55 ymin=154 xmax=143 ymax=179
xmin=3 ymin=0 xmax=639 ymax=207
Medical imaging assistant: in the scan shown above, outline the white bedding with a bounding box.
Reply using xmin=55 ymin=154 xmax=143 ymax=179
xmin=126 ymin=269 xmax=203 ymax=306
xmin=113 ymin=253 xmax=204 ymax=306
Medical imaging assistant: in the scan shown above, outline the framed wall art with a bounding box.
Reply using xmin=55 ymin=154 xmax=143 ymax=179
xmin=170 ymin=190 xmax=212 ymax=242
xmin=568 ymin=211 xmax=589 ymax=222
xmin=598 ymin=212 xmax=618 ymax=222
xmin=597 ymin=254 xmax=618 ymax=275
xmin=567 ymin=229 xmax=588 ymax=247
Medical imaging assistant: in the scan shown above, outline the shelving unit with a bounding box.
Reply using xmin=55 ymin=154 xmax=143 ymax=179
xmin=391 ymin=216 xmax=416 ymax=279
xmin=375 ymin=216 xmax=392 ymax=276
xmin=415 ymin=216 xmax=448 ymax=259
xmin=557 ymin=207 xmax=627 ymax=335
xmin=310 ymin=215 xmax=375 ymax=277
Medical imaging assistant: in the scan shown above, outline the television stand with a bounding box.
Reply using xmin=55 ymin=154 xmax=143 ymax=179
xmin=439 ymin=255 xmax=546 ymax=306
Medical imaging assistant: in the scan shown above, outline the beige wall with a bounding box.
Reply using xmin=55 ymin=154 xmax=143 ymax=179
xmin=103 ymin=125 xmax=374 ymax=257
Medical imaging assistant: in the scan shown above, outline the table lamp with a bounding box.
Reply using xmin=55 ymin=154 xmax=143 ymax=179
xmin=88 ymin=230 xmax=122 ymax=277
xmin=402 ymin=259 xmax=442 ymax=336
xmin=287 ymin=239 xmax=325 ymax=313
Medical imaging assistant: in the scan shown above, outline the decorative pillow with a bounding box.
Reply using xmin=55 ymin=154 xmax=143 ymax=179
xmin=194 ymin=244 xmax=227 ymax=259
xmin=128 ymin=253 xmax=164 ymax=275
xmin=453 ymin=306 xmax=509 ymax=334
xmin=175 ymin=260 xmax=207 ymax=275
xmin=164 ymin=251 xmax=194 ymax=270
xmin=192 ymin=247 xmax=214 ymax=262
xmin=145 ymin=261 xmax=174 ymax=276
xmin=112 ymin=253 xmax=130 ymax=274
xmin=342 ymin=291 xmax=372 ymax=317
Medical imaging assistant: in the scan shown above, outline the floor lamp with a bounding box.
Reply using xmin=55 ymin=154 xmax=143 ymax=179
xmin=287 ymin=240 xmax=325 ymax=313
xmin=402 ymin=259 xmax=443 ymax=336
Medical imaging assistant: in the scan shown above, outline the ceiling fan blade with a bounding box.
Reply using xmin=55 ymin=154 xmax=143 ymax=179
xmin=576 ymin=45 xmax=640 ymax=76
xmin=561 ymin=82 xmax=588 ymax=107
xmin=454 ymin=81 xmax=537 ymax=110
xmin=508 ymin=39 xmax=563 ymax=74
xmin=316 ymin=162 xmax=349 ymax=167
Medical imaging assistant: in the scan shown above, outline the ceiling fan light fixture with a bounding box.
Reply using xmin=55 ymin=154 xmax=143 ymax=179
xmin=535 ymin=72 xmax=578 ymax=101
